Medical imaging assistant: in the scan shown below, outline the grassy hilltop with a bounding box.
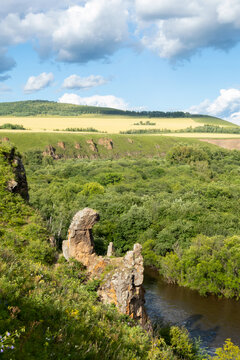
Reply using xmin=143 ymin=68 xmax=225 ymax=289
xmin=0 ymin=100 xmax=235 ymax=134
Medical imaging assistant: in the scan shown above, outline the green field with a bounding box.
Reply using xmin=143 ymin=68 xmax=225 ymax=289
xmin=0 ymin=132 xmax=219 ymax=159
xmin=0 ymin=100 xmax=236 ymax=134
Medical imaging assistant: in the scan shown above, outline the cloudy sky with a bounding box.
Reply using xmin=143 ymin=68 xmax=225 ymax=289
xmin=2 ymin=0 xmax=240 ymax=122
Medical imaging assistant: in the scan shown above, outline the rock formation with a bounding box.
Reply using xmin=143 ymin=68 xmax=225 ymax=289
xmin=98 ymin=138 xmax=113 ymax=150
xmin=62 ymin=208 xmax=99 ymax=267
xmin=107 ymin=242 xmax=115 ymax=256
xmin=57 ymin=141 xmax=65 ymax=149
xmin=43 ymin=145 xmax=59 ymax=159
xmin=3 ymin=146 xmax=29 ymax=201
xmin=62 ymin=208 xmax=147 ymax=325
xmin=86 ymin=139 xmax=98 ymax=152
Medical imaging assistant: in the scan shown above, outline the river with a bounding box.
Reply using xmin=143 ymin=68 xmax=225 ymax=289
xmin=144 ymin=268 xmax=240 ymax=354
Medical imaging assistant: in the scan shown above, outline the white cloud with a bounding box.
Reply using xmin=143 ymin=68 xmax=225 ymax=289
xmin=24 ymin=72 xmax=54 ymax=93
xmin=188 ymin=88 xmax=240 ymax=124
xmin=0 ymin=0 xmax=128 ymax=63
xmin=58 ymin=93 xmax=128 ymax=110
xmin=135 ymin=0 xmax=240 ymax=59
xmin=62 ymin=74 xmax=108 ymax=90
xmin=1 ymin=0 xmax=240 ymax=67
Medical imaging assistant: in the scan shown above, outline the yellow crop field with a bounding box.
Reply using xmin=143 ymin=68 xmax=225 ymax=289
xmin=0 ymin=115 xmax=202 ymax=133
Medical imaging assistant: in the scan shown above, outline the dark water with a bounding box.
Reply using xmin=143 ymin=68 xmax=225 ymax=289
xmin=144 ymin=268 xmax=240 ymax=353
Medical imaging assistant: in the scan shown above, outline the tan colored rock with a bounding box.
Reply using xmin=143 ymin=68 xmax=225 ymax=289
xmin=62 ymin=208 xmax=147 ymax=325
xmin=98 ymin=244 xmax=147 ymax=324
xmin=98 ymin=138 xmax=113 ymax=150
xmin=58 ymin=141 xmax=65 ymax=149
xmin=43 ymin=145 xmax=59 ymax=159
xmin=107 ymin=242 xmax=115 ymax=257
xmin=62 ymin=208 xmax=99 ymax=266
xmin=86 ymin=139 xmax=98 ymax=152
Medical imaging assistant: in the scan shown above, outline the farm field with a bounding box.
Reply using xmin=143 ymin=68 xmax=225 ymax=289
xmin=0 ymin=114 xmax=234 ymax=133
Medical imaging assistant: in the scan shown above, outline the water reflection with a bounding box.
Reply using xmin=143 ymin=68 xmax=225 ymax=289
xmin=144 ymin=268 xmax=240 ymax=352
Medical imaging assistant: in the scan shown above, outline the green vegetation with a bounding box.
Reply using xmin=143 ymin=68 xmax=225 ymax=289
xmin=0 ymin=142 xmax=214 ymax=359
xmin=0 ymin=101 xmax=230 ymax=126
xmin=55 ymin=127 xmax=101 ymax=132
xmin=161 ymin=235 xmax=240 ymax=298
xmin=180 ymin=125 xmax=240 ymax=133
xmin=121 ymin=124 xmax=240 ymax=135
xmin=120 ymin=128 xmax=172 ymax=134
xmin=133 ymin=121 xmax=156 ymax=126
xmin=0 ymin=123 xmax=26 ymax=130
xmin=0 ymin=132 xmax=212 ymax=158
xmin=22 ymin=142 xmax=240 ymax=300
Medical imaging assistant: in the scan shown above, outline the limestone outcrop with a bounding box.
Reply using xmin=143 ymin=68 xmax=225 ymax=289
xmin=62 ymin=208 xmax=147 ymax=325
xmin=86 ymin=139 xmax=98 ymax=152
xmin=98 ymin=138 xmax=113 ymax=150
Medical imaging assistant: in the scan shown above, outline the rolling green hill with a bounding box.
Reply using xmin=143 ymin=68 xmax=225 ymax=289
xmin=0 ymin=100 xmax=233 ymax=126
xmin=0 ymin=132 xmax=218 ymax=160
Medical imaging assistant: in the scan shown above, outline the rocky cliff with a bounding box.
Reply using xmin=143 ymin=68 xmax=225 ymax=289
xmin=62 ymin=208 xmax=147 ymax=325
xmin=1 ymin=144 xmax=29 ymax=201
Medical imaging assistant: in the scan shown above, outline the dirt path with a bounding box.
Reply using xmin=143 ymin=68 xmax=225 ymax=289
xmin=200 ymin=138 xmax=240 ymax=150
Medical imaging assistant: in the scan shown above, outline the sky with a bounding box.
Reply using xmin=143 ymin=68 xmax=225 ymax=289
xmin=1 ymin=0 xmax=240 ymax=123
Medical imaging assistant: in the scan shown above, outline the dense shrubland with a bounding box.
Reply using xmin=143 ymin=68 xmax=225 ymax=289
xmin=1 ymin=142 xmax=240 ymax=358
xmin=1 ymin=143 xmax=210 ymax=359
xmin=24 ymin=145 xmax=240 ymax=299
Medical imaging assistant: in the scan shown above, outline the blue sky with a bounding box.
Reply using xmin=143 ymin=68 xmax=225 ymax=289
xmin=1 ymin=0 xmax=240 ymax=123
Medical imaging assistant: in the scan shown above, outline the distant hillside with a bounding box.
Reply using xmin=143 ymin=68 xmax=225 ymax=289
xmin=0 ymin=100 xmax=232 ymax=124
xmin=0 ymin=133 xmax=218 ymax=161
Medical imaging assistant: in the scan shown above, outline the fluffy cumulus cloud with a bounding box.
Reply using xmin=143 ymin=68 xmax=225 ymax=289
xmin=189 ymin=88 xmax=240 ymax=123
xmin=24 ymin=72 xmax=54 ymax=93
xmin=2 ymin=0 xmax=240 ymax=69
xmin=0 ymin=0 xmax=128 ymax=63
xmin=135 ymin=0 xmax=240 ymax=59
xmin=62 ymin=75 xmax=108 ymax=90
xmin=58 ymin=93 xmax=128 ymax=110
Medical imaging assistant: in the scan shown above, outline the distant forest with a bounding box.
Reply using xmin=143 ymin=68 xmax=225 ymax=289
xmin=0 ymin=100 xmax=216 ymax=118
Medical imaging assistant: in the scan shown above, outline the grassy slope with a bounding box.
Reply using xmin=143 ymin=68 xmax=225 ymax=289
xmin=0 ymin=143 xmax=207 ymax=360
xmin=0 ymin=132 xmax=218 ymax=159
xmin=0 ymin=100 xmax=236 ymax=133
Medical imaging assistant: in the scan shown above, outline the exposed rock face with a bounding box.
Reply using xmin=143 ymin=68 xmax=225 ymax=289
xmin=98 ymin=138 xmax=113 ymax=150
xmin=107 ymin=242 xmax=115 ymax=256
xmin=86 ymin=139 xmax=98 ymax=152
xmin=62 ymin=208 xmax=147 ymax=325
xmin=43 ymin=145 xmax=59 ymax=159
xmin=3 ymin=146 xmax=29 ymax=201
xmin=97 ymin=243 xmax=146 ymax=323
xmin=62 ymin=208 xmax=99 ymax=267
xmin=57 ymin=141 xmax=65 ymax=149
